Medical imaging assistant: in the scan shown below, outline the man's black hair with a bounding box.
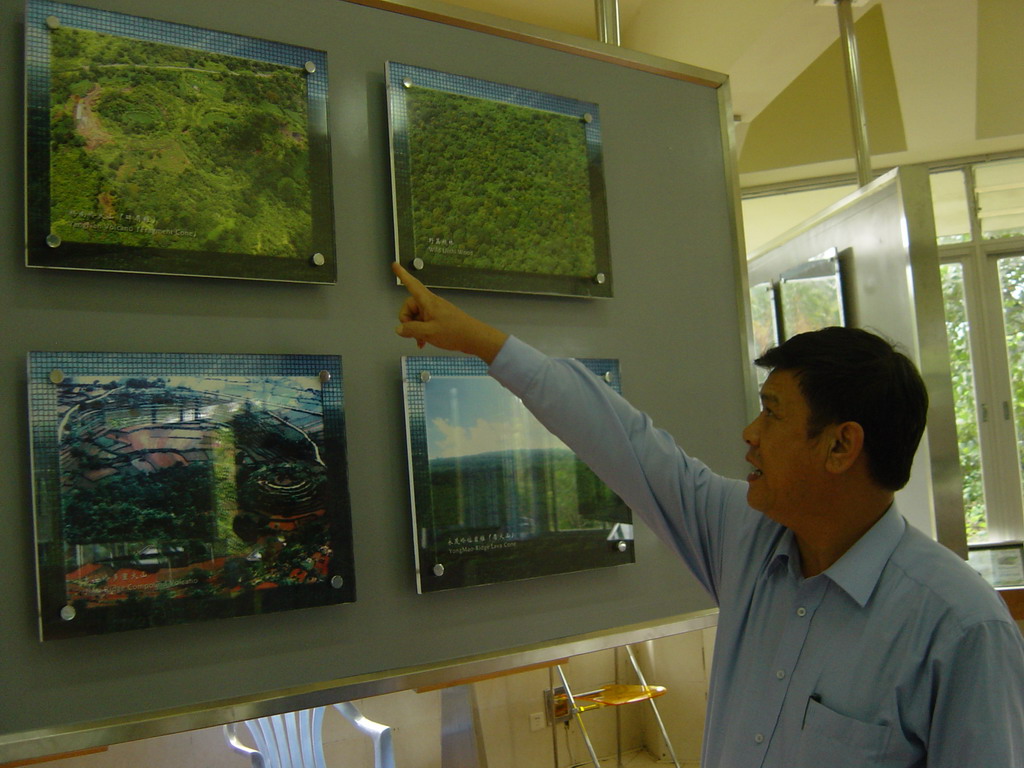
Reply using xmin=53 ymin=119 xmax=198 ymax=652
xmin=754 ymin=326 xmax=928 ymax=491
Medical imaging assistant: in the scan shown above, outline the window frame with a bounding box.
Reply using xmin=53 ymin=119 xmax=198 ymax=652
xmin=937 ymin=161 xmax=1024 ymax=543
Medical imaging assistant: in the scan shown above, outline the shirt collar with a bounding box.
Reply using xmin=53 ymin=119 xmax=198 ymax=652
xmin=763 ymin=505 xmax=906 ymax=607
xmin=824 ymin=504 xmax=905 ymax=607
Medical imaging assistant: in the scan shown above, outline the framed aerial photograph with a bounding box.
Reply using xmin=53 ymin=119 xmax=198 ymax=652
xmin=968 ymin=542 xmax=1024 ymax=588
xmin=387 ymin=62 xmax=612 ymax=298
xmin=402 ymin=356 xmax=633 ymax=593
xmin=28 ymin=351 xmax=353 ymax=640
xmin=24 ymin=0 xmax=336 ymax=283
xmin=778 ymin=247 xmax=849 ymax=339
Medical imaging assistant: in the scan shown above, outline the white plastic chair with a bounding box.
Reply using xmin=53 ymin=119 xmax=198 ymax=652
xmin=335 ymin=701 xmax=395 ymax=768
xmin=224 ymin=702 xmax=395 ymax=768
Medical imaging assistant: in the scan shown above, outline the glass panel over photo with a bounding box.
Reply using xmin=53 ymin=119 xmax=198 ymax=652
xmin=387 ymin=61 xmax=611 ymax=297
xmin=402 ymin=357 xmax=633 ymax=592
xmin=25 ymin=0 xmax=335 ymax=283
xmin=28 ymin=352 xmax=353 ymax=640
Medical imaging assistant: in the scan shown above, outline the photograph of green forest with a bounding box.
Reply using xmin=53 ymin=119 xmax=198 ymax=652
xmin=406 ymin=86 xmax=597 ymax=277
xmin=48 ymin=25 xmax=312 ymax=261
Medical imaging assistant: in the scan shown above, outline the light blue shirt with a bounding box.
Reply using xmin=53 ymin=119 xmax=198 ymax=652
xmin=490 ymin=336 xmax=1024 ymax=768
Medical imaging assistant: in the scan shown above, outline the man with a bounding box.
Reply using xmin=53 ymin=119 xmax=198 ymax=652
xmin=392 ymin=262 xmax=1024 ymax=767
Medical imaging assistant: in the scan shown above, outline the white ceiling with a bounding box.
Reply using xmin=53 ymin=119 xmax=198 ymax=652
xmin=421 ymin=0 xmax=1024 ymax=189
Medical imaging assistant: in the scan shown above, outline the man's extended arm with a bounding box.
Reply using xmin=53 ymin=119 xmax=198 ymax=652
xmin=390 ymin=263 xmax=751 ymax=602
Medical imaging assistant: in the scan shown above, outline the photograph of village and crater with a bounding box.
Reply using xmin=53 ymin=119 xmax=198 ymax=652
xmin=37 ymin=364 xmax=350 ymax=636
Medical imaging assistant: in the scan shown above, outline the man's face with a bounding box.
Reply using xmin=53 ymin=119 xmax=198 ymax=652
xmin=742 ymin=369 xmax=832 ymax=527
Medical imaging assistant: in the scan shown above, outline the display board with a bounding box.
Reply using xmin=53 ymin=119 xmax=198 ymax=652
xmin=0 ymin=0 xmax=746 ymax=758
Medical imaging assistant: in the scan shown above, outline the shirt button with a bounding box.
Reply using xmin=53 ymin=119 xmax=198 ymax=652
xmin=754 ymin=733 xmax=765 ymax=744
xmin=775 ymin=669 xmax=786 ymax=679
xmin=796 ymin=607 xmax=807 ymax=617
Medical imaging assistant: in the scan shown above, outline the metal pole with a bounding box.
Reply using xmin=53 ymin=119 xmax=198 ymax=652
xmin=555 ymin=665 xmax=601 ymax=768
xmin=594 ymin=0 xmax=620 ymax=46
xmin=835 ymin=0 xmax=872 ymax=187
xmin=625 ymin=646 xmax=681 ymax=768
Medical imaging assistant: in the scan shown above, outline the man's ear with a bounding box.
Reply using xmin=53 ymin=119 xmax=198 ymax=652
xmin=824 ymin=421 xmax=865 ymax=475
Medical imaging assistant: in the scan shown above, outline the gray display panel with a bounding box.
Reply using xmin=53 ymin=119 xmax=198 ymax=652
xmin=0 ymin=0 xmax=743 ymax=757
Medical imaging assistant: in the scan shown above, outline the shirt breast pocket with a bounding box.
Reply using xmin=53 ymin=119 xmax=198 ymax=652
xmin=796 ymin=696 xmax=892 ymax=766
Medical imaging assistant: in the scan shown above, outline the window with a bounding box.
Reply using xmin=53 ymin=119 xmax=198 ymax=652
xmin=742 ymin=154 xmax=1024 ymax=545
xmin=977 ymin=160 xmax=1024 ymax=240
xmin=998 ymin=256 xmax=1024 ymax=514
xmin=930 ymin=170 xmax=971 ymax=245
xmin=937 ymin=157 xmax=1024 ymax=543
xmin=940 ymin=262 xmax=986 ymax=539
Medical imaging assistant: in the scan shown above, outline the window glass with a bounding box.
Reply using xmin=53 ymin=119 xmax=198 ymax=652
xmin=749 ymin=282 xmax=779 ymax=355
xmin=930 ymin=170 xmax=971 ymax=244
xmin=976 ymin=159 xmax=1024 ymax=240
xmin=998 ymin=256 xmax=1024 ymax=513
xmin=941 ymin=262 xmax=987 ymax=540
